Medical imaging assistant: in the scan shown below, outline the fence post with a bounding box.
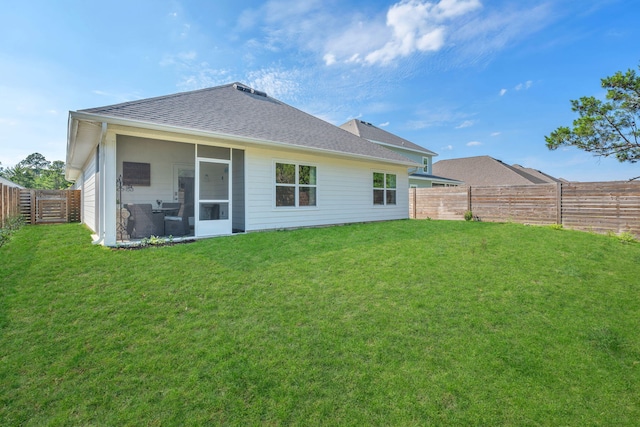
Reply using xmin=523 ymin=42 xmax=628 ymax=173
xmin=30 ymin=190 xmax=36 ymax=225
xmin=467 ymin=186 xmax=472 ymax=213
xmin=556 ymin=182 xmax=562 ymax=225
xmin=0 ymin=183 xmax=4 ymax=227
xmin=413 ymin=187 xmax=417 ymax=219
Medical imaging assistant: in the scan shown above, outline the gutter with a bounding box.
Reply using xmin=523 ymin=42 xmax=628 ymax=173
xmin=68 ymin=111 xmax=421 ymax=168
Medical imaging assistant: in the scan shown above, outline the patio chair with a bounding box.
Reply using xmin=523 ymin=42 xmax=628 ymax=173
xmin=128 ymin=203 xmax=154 ymax=239
xmin=164 ymin=203 xmax=192 ymax=236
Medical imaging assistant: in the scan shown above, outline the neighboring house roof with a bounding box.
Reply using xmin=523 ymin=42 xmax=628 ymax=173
xmin=68 ymin=83 xmax=416 ymax=175
xmin=409 ymin=172 xmax=464 ymax=185
xmin=511 ymin=164 xmax=565 ymax=183
xmin=339 ymin=119 xmax=437 ymax=157
xmin=432 ymin=155 xmax=562 ymax=186
xmin=0 ymin=176 xmax=25 ymax=189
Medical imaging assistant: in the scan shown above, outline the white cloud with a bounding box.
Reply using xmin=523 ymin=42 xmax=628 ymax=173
xmin=456 ymin=119 xmax=475 ymax=128
xmin=379 ymin=121 xmax=390 ymax=127
xmin=407 ymin=105 xmax=473 ymax=129
xmin=246 ymin=68 xmax=301 ymax=100
xmin=441 ymin=144 xmax=454 ymax=151
xmin=490 ymin=131 xmax=501 ymax=137
xmin=363 ymin=0 xmax=482 ymax=65
xmin=177 ymin=66 xmax=233 ymax=91
xmin=466 ymin=141 xmax=482 ymax=146
xmin=235 ymin=0 xmax=554 ymax=73
xmin=499 ymin=88 xmax=507 ymax=96
xmin=515 ymin=80 xmax=533 ymax=91
xmin=159 ymin=51 xmax=198 ymax=67
xmin=323 ymin=53 xmax=336 ymax=66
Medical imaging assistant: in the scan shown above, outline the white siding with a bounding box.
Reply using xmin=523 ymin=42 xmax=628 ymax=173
xmin=245 ymin=146 xmax=409 ymax=231
xmin=81 ymin=152 xmax=97 ymax=233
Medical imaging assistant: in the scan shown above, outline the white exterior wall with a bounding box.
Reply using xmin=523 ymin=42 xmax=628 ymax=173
xmin=245 ymin=146 xmax=409 ymax=231
xmin=72 ymin=125 xmax=411 ymax=243
xmin=116 ymin=135 xmax=196 ymax=205
xmin=81 ymin=151 xmax=97 ymax=233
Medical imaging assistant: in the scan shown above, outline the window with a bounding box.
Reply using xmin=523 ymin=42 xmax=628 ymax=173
xmin=373 ymin=172 xmax=396 ymax=205
xmin=422 ymin=157 xmax=429 ymax=174
xmin=275 ymin=162 xmax=317 ymax=207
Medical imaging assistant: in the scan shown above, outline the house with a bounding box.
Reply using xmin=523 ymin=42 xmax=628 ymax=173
xmin=432 ymin=155 xmax=564 ymax=186
xmin=0 ymin=176 xmax=25 ymax=189
xmin=339 ymin=119 xmax=461 ymax=188
xmin=66 ymin=83 xmax=419 ymax=246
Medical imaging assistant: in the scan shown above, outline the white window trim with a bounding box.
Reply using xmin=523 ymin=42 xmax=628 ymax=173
xmin=422 ymin=156 xmax=430 ymax=174
xmin=273 ymin=160 xmax=319 ymax=209
xmin=373 ymin=171 xmax=397 ymax=206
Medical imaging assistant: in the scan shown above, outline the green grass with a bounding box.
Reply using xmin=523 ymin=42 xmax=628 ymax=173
xmin=1 ymin=220 xmax=639 ymax=425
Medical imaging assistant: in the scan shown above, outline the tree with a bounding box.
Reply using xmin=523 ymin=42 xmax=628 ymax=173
xmin=20 ymin=153 xmax=50 ymax=175
xmin=2 ymin=164 xmax=35 ymax=188
xmin=545 ymin=64 xmax=640 ymax=166
xmin=36 ymin=160 xmax=72 ymax=190
xmin=0 ymin=153 xmax=71 ymax=189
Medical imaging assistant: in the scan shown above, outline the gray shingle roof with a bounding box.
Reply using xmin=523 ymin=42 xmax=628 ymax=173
xmin=432 ymin=156 xmax=560 ymax=186
xmin=339 ymin=119 xmax=436 ymax=156
xmin=511 ymin=164 xmax=563 ymax=183
xmin=77 ymin=83 xmax=414 ymax=165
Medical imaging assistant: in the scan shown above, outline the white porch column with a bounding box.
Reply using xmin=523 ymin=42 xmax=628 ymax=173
xmin=102 ymin=130 xmax=117 ymax=246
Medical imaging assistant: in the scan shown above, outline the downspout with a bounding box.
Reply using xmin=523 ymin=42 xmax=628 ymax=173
xmin=65 ymin=117 xmax=80 ymax=181
xmin=94 ymin=122 xmax=108 ymax=245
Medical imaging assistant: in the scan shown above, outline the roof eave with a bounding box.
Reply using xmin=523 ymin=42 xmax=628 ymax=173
xmin=69 ymin=111 xmax=420 ymax=168
xmin=367 ymin=138 xmax=437 ymax=157
xmin=65 ymin=114 xmax=80 ymax=181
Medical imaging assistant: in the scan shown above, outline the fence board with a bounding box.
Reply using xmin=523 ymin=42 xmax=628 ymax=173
xmin=0 ymin=184 xmax=22 ymax=228
xmin=410 ymin=181 xmax=640 ymax=237
xmin=412 ymin=187 xmax=468 ymax=220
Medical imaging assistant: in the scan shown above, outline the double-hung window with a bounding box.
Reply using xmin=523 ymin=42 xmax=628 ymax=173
xmin=373 ymin=172 xmax=396 ymax=205
xmin=423 ymin=157 xmax=430 ymax=174
xmin=275 ymin=162 xmax=317 ymax=207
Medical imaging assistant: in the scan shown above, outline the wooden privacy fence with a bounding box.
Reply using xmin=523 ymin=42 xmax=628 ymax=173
xmin=0 ymin=186 xmax=81 ymax=226
xmin=0 ymin=183 xmax=22 ymax=228
xmin=410 ymin=181 xmax=640 ymax=237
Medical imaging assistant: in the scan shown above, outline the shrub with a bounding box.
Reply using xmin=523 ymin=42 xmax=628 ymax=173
xmin=464 ymin=210 xmax=473 ymax=221
xmin=0 ymin=214 xmax=25 ymax=248
xmin=616 ymin=232 xmax=637 ymax=244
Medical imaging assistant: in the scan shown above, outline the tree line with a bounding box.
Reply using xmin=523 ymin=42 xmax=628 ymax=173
xmin=0 ymin=153 xmax=72 ymax=189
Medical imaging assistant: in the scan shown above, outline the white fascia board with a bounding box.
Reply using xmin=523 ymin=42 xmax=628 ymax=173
xmin=66 ymin=113 xmax=103 ymax=181
xmin=65 ymin=114 xmax=81 ymax=181
xmin=69 ymin=111 xmax=421 ymax=168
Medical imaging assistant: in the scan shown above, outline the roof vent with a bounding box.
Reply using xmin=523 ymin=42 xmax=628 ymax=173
xmin=234 ymin=83 xmax=251 ymax=93
xmin=233 ymin=83 xmax=267 ymax=97
xmin=251 ymin=88 xmax=267 ymax=97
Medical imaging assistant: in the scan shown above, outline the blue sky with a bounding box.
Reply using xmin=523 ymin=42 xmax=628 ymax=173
xmin=1 ymin=0 xmax=639 ymax=181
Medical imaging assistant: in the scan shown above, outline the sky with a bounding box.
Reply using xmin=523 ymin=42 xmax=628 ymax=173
xmin=1 ymin=0 xmax=639 ymax=182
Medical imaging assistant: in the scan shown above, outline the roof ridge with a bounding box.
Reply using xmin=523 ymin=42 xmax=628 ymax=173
xmin=79 ymin=82 xmax=242 ymax=113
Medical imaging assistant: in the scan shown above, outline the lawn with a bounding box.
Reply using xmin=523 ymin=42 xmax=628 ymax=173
xmin=1 ymin=220 xmax=639 ymax=425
